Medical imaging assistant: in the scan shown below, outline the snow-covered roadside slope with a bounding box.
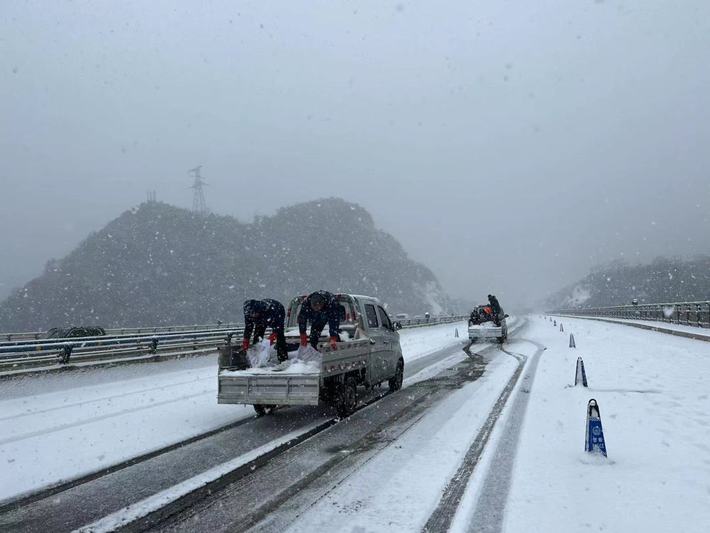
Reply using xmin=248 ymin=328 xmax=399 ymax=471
xmin=502 ymin=317 xmax=710 ymax=533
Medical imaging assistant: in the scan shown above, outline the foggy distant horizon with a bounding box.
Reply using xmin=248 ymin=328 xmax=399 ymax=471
xmin=2 ymin=1 xmax=709 ymax=311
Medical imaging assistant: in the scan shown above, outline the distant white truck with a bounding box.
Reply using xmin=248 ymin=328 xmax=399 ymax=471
xmin=468 ymin=304 xmax=508 ymax=343
xmin=217 ymin=294 xmax=404 ymax=417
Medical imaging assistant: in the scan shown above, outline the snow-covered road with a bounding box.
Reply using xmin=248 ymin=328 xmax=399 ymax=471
xmin=6 ymin=315 xmax=704 ymax=533
xmin=0 ymin=321 xmax=467 ymax=503
xmin=456 ymin=316 xmax=710 ymax=533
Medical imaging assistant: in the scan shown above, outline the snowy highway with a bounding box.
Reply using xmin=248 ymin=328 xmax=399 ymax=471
xmin=2 ymin=316 xmax=710 ymax=533
xmin=0 ymin=321 xmax=481 ymax=531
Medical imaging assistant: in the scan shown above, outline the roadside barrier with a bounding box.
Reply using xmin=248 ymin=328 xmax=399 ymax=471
xmin=575 ymin=357 xmax=588 ymax=387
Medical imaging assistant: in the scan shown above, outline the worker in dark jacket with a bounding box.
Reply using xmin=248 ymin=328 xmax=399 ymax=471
xmin=488 ymin=294 xmax=503 ymax=325
xmin=298 ymin=291 xmax=340 ymax=350
xmin=243 ymin=299 xmax=288 ymax=362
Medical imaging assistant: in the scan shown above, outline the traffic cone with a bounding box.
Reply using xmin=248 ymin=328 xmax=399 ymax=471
xmin=560 ymin=323 xmax=564 ymax=332
xmin=553 ymin=320 xmax=557 ymax=326
xmin=585 ymin=399 xmax=608 ymax=457
xmin=569 ymin=334 xmax=576 ymax=348
xmin=575 ymin=357 xmax=588 ymax=387
xmin=455 ymin=328 xmax=459 ymax=338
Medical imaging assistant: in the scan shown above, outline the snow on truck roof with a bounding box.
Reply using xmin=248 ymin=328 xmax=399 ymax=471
xmin=290 ymin=293 xmax=382 ymax=303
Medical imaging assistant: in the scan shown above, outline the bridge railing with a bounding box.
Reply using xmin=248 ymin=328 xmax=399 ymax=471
xmin=0 ymin=315 xmax=468 ymax=373
xmin=0 ymin=322 xmax=243 ymax=343
xmin=555 ymin=300 xmax=710 ymax=328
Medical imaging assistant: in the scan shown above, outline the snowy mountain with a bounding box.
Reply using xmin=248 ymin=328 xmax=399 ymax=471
xmin=546 ymin=256 xmax=710 ymax=309
xmin=0 ymin=199 xmax=450 ymax=331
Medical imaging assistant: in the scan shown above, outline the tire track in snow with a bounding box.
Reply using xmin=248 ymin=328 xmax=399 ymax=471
xmin=0 ymin=389 xmax=213 ymax=445
xmin=0 ymin=374 xmax=213 ymax=422
xmin=465 ymin=340 xmax=546 ymax=533
xmin=422 ymin=336 xmax=544 ymax=533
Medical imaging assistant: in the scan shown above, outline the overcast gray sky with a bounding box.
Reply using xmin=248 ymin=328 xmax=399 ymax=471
xmin=1 ymin=0 xmax=709 ymax=309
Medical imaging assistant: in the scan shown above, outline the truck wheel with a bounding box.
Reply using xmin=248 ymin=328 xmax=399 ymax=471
xmin=254 ymin=405 xmax=274 ymax=417
xmin=334 ymin=377 xmax=358 ymax=418
xmin=389 ymin=359 xmax=404 ymax=392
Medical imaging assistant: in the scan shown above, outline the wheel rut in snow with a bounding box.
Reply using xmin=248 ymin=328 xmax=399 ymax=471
xmin=422 ymin=339 xmax=545 ymax=533
xmin=2 ymin=339 xmax=475 ymax=532
xmin=154 ymin=349 xmax=494 ymax=533
xmin=465 ymin=340 xmax=546 ymax=533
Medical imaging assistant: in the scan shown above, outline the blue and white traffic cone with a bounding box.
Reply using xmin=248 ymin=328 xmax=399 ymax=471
xmin=585 ymin=399 xmax=607 ymax=457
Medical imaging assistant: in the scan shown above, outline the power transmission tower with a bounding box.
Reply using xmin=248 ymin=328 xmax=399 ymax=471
xmin=188 ymin=166 xmax=208 ymax=215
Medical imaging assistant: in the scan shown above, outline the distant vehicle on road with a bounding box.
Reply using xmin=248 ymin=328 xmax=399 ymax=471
xmin=468 ymin=304 xmax=508 ymax=343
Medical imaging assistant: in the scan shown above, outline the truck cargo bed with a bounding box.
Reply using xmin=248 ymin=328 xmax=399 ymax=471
xmin=217 ymin=339 xmax=370 ymax=406
xmin=218 ymin=371 xmax=320 ymax=405
xmin=468 ymin=324 xmax=503 ymax=339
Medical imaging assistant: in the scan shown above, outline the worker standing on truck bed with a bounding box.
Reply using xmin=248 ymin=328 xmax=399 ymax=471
xmin=488 ymin=294 xmax=503 ymax=325
xmin=298 ymin=291 xmax=340 ymax=350
xmin=243 ymin=299 xmax=288 ymax=362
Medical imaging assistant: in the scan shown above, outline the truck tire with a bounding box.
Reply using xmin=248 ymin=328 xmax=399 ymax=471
xmin=389 ymin=359 xmax=404 ymax=392
xmin=254 ymin=405 xmax=274 ymax=417
xmin=334 ymin=377 xmax=358 ymax=418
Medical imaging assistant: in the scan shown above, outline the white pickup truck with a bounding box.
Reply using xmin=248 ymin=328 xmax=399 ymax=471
xmin=467 ymin=305 xmax=509 ymax=343
xmin=217 ymin=294 xmax=404 ymax=417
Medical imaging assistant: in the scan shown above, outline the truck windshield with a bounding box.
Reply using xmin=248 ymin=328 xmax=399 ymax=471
xmin=286 ymin=295 xmax=357 ymax=329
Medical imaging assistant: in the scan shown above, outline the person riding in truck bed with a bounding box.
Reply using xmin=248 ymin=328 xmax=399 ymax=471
xmin=242 ymin=299 xmax=288 ymax=362
xmin=298 ymin=290 xmax=341 ymax=350
xmin=488 ymin=294 xmax=503 ymax=325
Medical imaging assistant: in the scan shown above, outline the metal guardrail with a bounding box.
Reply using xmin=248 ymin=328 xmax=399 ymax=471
xmin=0 ymin=316 xmax=468 ymax=374
xmin=555 ymin=301 xmax=710 ymax=328
xmin=0 ymin=322 xmax=243 ymax=343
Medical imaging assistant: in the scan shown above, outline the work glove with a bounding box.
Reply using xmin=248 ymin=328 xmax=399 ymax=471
xmin=300 ymin=333 xmax=308 ymax=347
xmin=329 ymin=336 xmax=338 ymax=350
xmin=268 ymin=332 xmax=277 ymax=345
xmin=242 ymin=338 xmax=249 ymax=351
